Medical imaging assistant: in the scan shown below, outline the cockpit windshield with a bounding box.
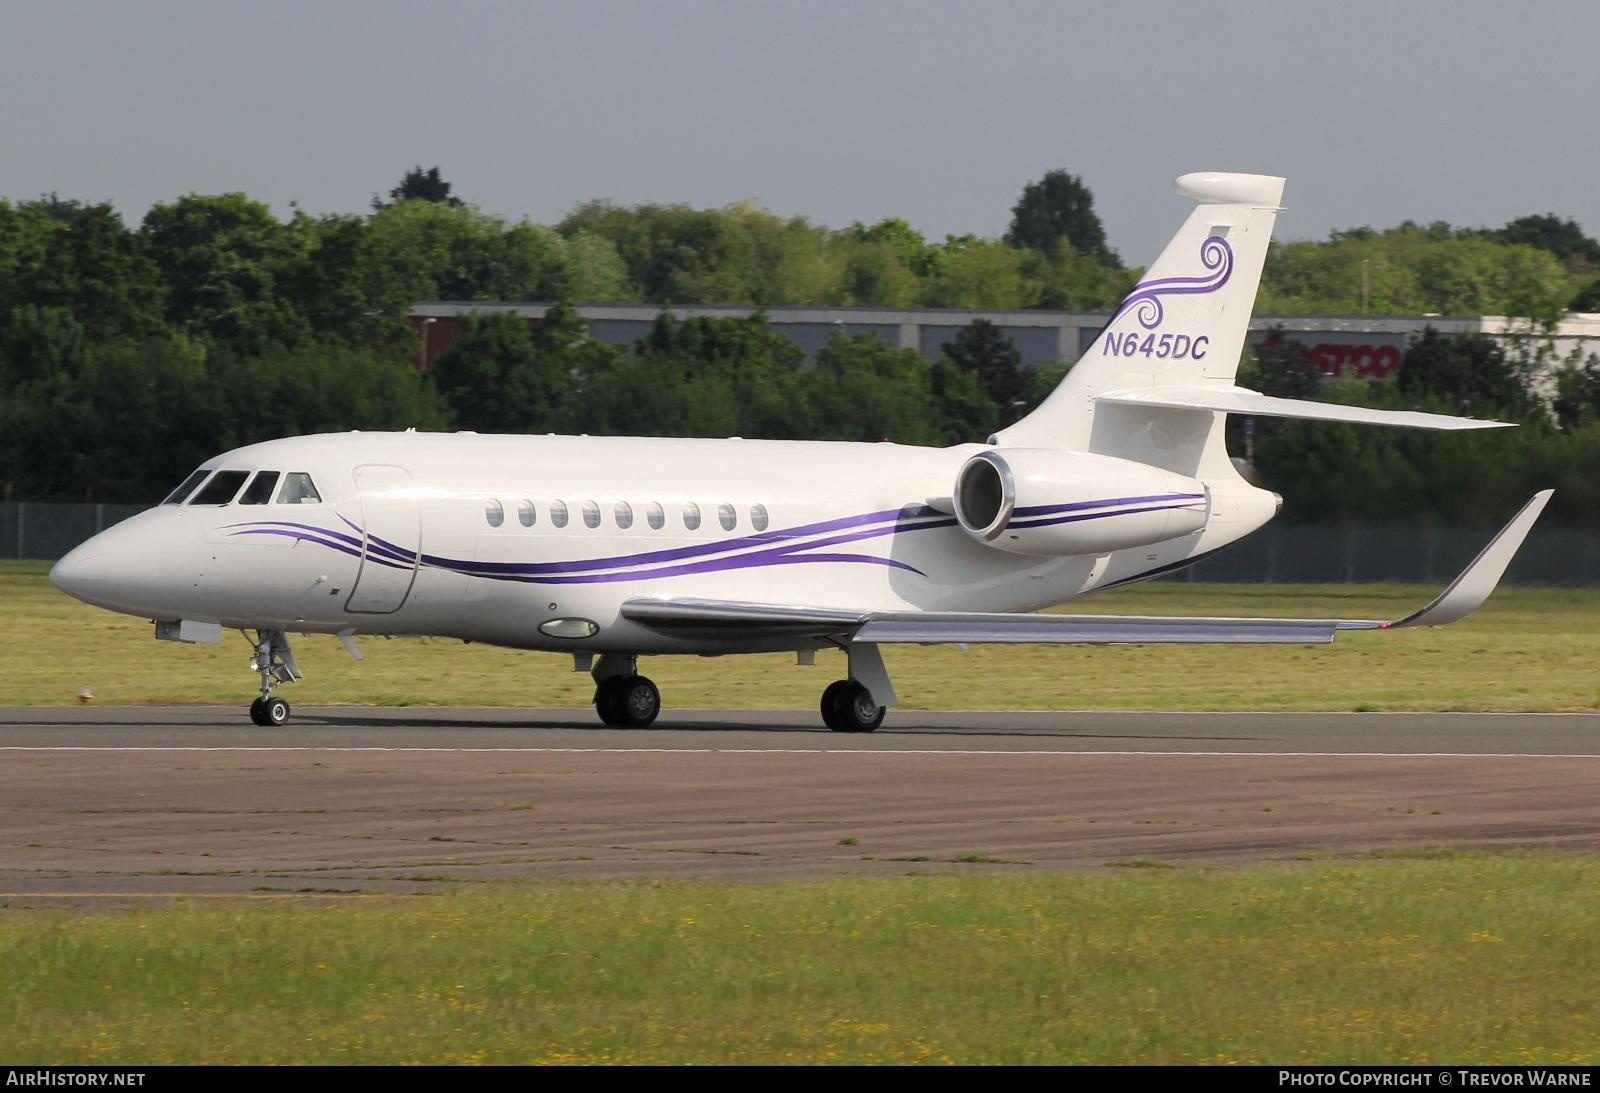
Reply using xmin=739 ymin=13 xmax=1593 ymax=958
xmin=189 ymin=470 xmax=251 ymax=506
xmin=239 ymin=471 xmax=281 ymax=505
xmin=162 ymin=468 xmax=211 ymax=505
xmin=277 ymin=473 xmax=322 ymax=505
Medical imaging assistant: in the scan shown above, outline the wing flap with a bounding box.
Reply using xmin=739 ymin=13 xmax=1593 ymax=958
xmin=853 ymin=614 xmax=1339 ymax=645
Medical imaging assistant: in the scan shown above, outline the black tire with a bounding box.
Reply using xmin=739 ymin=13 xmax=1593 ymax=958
xmin=594 ymin=677 xmax=627 ymax=727
xmin=263 ymin=697 xmax=290 ymax=727
xmin=616 ymin=675 xmax=661 ymax=728
xmin=833 ymin=681 xmax=885 ymax=733
xmin=820 ymin=680 xmax=852 ymax=732
xmin=248 ymin=698 xmax=267 ymax=726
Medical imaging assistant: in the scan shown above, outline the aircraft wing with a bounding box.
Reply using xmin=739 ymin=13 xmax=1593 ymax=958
xmin=620 ymin=491 xmax=1551 ymax=646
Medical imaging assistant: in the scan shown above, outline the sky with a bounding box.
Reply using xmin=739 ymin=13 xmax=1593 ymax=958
xmin=3 ymin=0 xmax=1597 ymax=264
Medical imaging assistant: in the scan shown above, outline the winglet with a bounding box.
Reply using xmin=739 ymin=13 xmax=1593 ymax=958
xmin=1378 ymin=491 xmax=1553 ymax=629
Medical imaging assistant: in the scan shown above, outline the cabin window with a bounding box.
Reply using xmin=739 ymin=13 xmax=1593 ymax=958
xmin=645 ymin=502 xmax=665 ymax=530
xmin=485 ymin=499 xmax=504 ymax=527
xmin=682 ymin=502 xmax=701 ymax=530
xmin=582 ymin=500 xmax=601 ymax=528
xmin=517 ymin=499 xmax=535 ymax=527
xmin=162 ymin=468 xmax=210 ymax=505
xmin=190 ymin=470 xmax=251 ymax=506
xmin=239 ymin=471 xmax=281 ymax=506
xmin=277 ymin=473 xmax=322 ymax=505
xmin=550 ymin=500 xmax=569 ymax=528
xmin=750 ymin=503 xmax=770 ymax=532
xmin=614 ymin=501 xmax=634 ymax=529
xmin=718 ymin=502 xmax=737 ymax=531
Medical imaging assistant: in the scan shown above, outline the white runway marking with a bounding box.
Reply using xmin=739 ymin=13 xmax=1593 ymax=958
xmin=3 ymin=746 xmax=1599 ymax=759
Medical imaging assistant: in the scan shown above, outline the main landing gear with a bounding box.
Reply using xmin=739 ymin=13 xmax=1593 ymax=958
xmin=246 ymin=629 xmax=301 ymax=726
xmin=820 ymin=679 xmax=885 ymax=733
xmin=591 ymin=653 xmax=660 ymax=728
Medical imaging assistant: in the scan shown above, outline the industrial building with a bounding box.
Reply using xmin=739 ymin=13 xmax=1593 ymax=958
xmin=408 ymin=303 xmax=1600 ymax=380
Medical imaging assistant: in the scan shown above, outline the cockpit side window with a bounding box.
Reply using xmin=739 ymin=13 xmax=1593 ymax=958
xmin=162 ymin=468 xmax=211 ymax=505
xmin=276 ymin=472 xmax=322 ymax=505
xmin=189 ymin=470 xmax=251 ymax=506
xmin=239 ymin=471 xmax=281 ymax=506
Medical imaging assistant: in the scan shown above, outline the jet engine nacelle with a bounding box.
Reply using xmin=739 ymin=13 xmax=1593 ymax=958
xmin=952 ymin=448 xmax=1209 ymax=556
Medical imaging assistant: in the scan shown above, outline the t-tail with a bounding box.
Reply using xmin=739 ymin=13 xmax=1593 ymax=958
xmin=995 ymin=171 xmax=1511 ymax=484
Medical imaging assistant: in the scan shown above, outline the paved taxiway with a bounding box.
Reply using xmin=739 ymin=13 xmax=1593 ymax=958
xmin=3 ymin=706 xmax=1598 ymax=903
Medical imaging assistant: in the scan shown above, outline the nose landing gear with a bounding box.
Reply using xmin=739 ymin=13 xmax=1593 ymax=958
xmin=246 ymin=629 xmax=301 ymax=726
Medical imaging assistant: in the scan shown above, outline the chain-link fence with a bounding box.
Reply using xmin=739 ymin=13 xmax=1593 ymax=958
xmin=5 ymin=501 xmax=1598 ymax=584
xmin=1 ymin=503 xmax=147 ymax=563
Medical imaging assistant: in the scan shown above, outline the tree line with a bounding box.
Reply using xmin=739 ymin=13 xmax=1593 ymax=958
xmin=2 ymin=167 xmax=1597 ymax=529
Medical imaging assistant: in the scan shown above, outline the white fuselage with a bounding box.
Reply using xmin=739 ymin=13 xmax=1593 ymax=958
xmin=51 ymin=430 xmax=1279 ymax=655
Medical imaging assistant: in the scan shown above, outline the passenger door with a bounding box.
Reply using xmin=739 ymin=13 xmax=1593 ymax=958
xmin=345 ymin=464 xmax=421 ymax=614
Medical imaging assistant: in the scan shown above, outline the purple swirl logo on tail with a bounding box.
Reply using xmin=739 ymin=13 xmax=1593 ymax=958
xmin=1110 ymin=235 xmax=1233 ymax=330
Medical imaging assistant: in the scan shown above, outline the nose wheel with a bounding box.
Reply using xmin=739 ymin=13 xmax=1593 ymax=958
xmin=249 ymin=696 xmax=291 ymax=727
xmin=821 ymin=679 xmax=885 ymax=733
xmin=245 ymin=629 xmax=301 ymax=726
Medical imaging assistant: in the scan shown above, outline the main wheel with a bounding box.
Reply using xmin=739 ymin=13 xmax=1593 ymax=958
xmin=825 ymin=680 xmax=885 ymax=733
xmin=820 ymin=680 xmax=852 ymax=732
xmin=262 ymin=697 xmax=290 ymax=727
xmin=594 ymin=677 xmax=627 ymax=727
xmin=616 ymin=675 xmax=661 ymax=728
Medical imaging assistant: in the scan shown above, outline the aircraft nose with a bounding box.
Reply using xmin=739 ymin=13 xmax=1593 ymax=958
xmin=50 ymin=542 xmax=111 ymax=601
xmin=50 ymin=510 xmax=203 ymax=616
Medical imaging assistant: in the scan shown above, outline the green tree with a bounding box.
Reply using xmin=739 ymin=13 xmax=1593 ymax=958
xmin=1572 ymin=277 xmax=1600 ymax=312
xmin=805 ymin=332 xmax=939 ymax=444
xmin=432 ymin=306 xmax=614 ymax=433
xmin=573 ymin=312 xmax=810 ymax=438
xmin=940 ymin=319 xmax=1028 ymax=424
xmin=214 ymin=342 xmax=452 ymax=448
xmin=381 ymin=166 xmax=464 ymax=208
xmin=1004 ymin=170 xmax=1117 ymax=263
xmin=140 ymin=194 xmax=311 ymax=353
xmin=1494 ymin=214 xmax=1600 ymax=271
xmin=562 ymin=231 xmax=634 ymax=302
xmin=929 ymin=356 xmax=999 ymax=444
xmin=1239 ymin=326 xmax=1322 ymax=399
xmin=835 ymin=237 xmax=920 ymax=306
xmin=1552 ymin=356 xmax=1600 ymax=431
xmin=366 ymin=200 xmax=569 ymax=302
xmin=283 ymin=211 xmax=411 ymax=347
xmin=22 ymin=203 xmax=165 ymax=340
xmin=1397 ymin=328 xmax=1536 ymax=420
xmin=923 ymin=238 xmax=1031 ymax=308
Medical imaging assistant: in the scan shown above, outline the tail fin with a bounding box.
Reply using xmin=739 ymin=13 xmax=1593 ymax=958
xmin=996 ymin=172 xmax=1285 ymax=477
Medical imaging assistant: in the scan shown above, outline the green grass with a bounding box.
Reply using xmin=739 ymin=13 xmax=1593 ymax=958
xmin=4 ymin=561 xmax=1597 ymax=710
xmin=3 ymin=855 xmax=1599 ymax=1064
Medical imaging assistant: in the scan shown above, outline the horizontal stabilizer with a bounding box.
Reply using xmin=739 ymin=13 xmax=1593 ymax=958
xmin=1095 ymin=385 xmax=1514 ymax=431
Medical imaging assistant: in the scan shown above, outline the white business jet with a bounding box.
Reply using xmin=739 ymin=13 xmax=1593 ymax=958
xmin=50 ymin=173 xmax=1551 ymax=730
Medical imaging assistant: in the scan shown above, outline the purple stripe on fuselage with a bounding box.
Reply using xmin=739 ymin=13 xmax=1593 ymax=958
xmin=1010 ymin=492 xmax=1205 ymax=519
xmin=379 ymin=506 xmax=946 ymax=577
xmin=475 ymin=548 xmax=926 ymax=585
xmin=226 ymin=527 xmax=412 ymax=570
xmin=227 ymin=505 xmax=952 ymax=586
xmin=1007 ymin=501 xmax=1200 ymax=530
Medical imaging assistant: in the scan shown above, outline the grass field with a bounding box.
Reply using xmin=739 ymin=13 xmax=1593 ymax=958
xmin=3 ymin=561 xmax=1596 ymax=711
xmin=3 ymin=854 xmax=1598 ymax=1065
